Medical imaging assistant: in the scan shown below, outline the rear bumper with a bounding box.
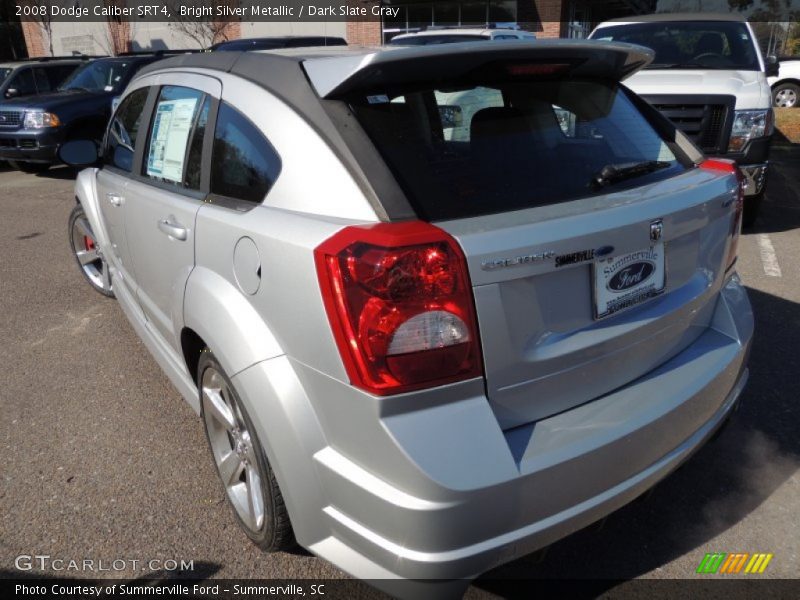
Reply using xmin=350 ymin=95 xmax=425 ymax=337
xmin=236 ymin=276 xmax=753 ymax=590
xmin=0 ymin=129 xmax=61 ymax=163
xmin=739 ymin=163 xmax=768 ymax=197
xmin=714 ymin=136 xmax=771 ymax=197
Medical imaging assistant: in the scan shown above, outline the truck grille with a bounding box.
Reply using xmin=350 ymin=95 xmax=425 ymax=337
xmin=0 ymin=111 xmax=23 ymax=128
xmin=643 ymin=95 xmax=736 ymax=155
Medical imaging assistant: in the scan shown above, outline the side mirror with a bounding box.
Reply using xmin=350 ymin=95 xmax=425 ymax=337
xmin=766 ymin=55 xmax=779 ymax=78
xmin=5 ymin=88 xmax=18 ymax=98
xmin=58 ymin=140 xmax=99 ymax=167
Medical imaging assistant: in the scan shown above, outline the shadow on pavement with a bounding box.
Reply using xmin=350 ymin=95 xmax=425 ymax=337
xmin=474 ymin=286 xmax=800 ymax=595
xmin=746 ymin=138 xmax=800 ymax=235
xmin=34 ymin=165 xmax=79 ymax=181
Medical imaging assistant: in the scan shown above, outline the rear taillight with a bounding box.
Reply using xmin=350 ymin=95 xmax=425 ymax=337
xmin=699 ymin=158 xmax=745 ymax=272
xmin=315 ymin=221 xmax=483 ymax=396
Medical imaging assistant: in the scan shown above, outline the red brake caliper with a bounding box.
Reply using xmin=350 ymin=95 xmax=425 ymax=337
xmin=84 ymin=236 xmax=95 ymax=251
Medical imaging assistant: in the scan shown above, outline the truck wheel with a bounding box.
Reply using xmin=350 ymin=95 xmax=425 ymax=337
xmin=742 ymin=192 xmax=763 ymax=228
xmin=199 ymin=350 xmax=295 ymax=551
xmin=9 ymin=161 xmax=50 ymax=174
xmin=772 ymin=82 xmax=799 ymax=108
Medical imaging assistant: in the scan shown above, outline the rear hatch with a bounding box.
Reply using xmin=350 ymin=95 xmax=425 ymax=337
xmin=313 ymin=42 xmax=739 ymax=429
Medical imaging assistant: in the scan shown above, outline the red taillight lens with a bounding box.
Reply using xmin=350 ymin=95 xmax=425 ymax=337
xmin=699 ymin=158 xmax=745 ymax=272
xmin=315 ymin=221 xmax=483 ymax=396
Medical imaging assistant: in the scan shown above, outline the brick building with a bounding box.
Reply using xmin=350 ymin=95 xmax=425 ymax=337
xmin=347 ymin=0 xmax=657 ymax=45
xmin=16 ymin=0 xmax=655 ymax=58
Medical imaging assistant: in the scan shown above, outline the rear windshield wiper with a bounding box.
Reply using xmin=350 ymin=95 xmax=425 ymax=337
xmin=591 ymin=161 xmax=671 ymax=190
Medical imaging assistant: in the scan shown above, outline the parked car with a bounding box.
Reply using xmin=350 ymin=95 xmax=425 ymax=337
xmin=590 ymin=14 xmax=777 ymax=225
xmin=0 ymin=56 xmax=90 ymax=101
xmin=210 ymin=36 xmax=347 ymax=52
xmin=0 ymin=52 xmax=191 ymax=173
xmin=769 ymin=57 xmax=800 ymax=108
xmin=61 ymin=42 xmax=752 ymax=596
xmin=389 ymin=26 xmax=536 ymax=45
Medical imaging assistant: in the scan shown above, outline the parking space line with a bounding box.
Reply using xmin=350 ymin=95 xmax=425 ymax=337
xmin=756 ymin=234 xmax=782 ymax=277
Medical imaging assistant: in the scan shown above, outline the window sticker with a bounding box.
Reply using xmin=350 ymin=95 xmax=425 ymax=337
xmin=146 ymin=97 xmax=198 ymax=183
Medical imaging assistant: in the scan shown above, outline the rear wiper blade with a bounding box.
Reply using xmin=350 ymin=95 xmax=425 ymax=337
xmin=591 ymin=161 xmax=671 ymax=189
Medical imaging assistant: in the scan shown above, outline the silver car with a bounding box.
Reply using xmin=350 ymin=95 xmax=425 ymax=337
xmin=61 ymin=41 xmax=753 ymax=595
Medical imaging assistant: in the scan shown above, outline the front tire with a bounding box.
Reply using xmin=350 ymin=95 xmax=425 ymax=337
xmin=198 ymin=350 xmax=295 ymax=551
xmin=68 ymin=204 xmax=114 ymax=297
xmin=9 ymin=160 xmax=50 ymax=174
xmin=772 ymin=82 xmax=799 ymax=108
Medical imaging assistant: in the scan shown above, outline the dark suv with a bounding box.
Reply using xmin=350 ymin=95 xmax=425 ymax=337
xmin=0 ymin=53 xmax=185 ymax=173
xmin=0 ymin=57 xmax=89 ymax=101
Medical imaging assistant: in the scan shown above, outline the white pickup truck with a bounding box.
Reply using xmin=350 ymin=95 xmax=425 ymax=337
xmin=770 ymin=58 xmax=800 ymax=108
xmin=590 ymin=14 xmax=777 ymax=225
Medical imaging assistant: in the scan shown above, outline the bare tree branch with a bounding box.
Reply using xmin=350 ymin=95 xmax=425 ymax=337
xmin=168 ymin=0 xmax=238 ymax=49
xmin=18 ymin=0 xmax=54 ymax=56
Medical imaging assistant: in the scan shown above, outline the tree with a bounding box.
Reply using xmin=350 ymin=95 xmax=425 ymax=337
xmin=169 ymin=0 xmax=238 ymax=49
xmin=18 ymin=0 xmax=54 ymax=56
xmin=102 ymin=0 xmax=132 ymax=55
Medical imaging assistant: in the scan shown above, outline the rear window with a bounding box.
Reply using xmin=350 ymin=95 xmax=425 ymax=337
xmin=591 ymin=21 xmax=760 ymax=71
xmin=349 ymin=79 xmax=684 ymax=221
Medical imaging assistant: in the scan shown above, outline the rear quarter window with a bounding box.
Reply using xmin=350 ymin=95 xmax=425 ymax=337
xmin=210 ymin=102 xmax=281 ymax=206
xmin=349 ymin=79 xmax=685 ymax=221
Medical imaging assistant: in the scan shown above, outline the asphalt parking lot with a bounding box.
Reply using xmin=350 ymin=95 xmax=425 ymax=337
xmin=1 ymin=140 xmax=798 ymax=596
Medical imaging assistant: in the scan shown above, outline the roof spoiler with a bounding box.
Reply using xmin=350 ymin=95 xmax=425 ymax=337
xmin=303 ymin=40 xmax=654 ymax=98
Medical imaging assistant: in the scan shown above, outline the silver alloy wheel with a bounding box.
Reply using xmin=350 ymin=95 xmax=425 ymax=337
xmin=202 ymin=367 xmax=265 ymax=533
xmin=70 ymin=215 xmax=111 ymax=292
xmin=774 ymin=87 xmax=797 ymax=108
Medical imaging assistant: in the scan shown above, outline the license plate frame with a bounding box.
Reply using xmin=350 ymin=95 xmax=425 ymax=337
xmin=593 ymin=243 xmax=666 ymax=320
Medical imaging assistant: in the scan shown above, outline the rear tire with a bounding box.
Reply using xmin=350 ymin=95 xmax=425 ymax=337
xmin=198 ymin=350 xmax=295 ymax=551
xmin=9 ymin=160 xmax=50 ymax=174
xmin=68 ymin=204 xmax=114 ymax=297
xmin=742 ymin=191 xmax=763 ymax=228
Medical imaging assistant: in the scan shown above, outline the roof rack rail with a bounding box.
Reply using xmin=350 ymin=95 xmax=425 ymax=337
xmin=29 ymin=54 xmax=104 ymax=61
xmin=422 ymin=23 xmax=520 ymax=31
xmin=117 ymin=49 xmax=203 ymax=57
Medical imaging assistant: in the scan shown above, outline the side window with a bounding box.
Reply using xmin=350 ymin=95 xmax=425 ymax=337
xmin=183 ymin=98 xmax=210 ymax=191
xmin=104 ymin=87 xmax=149 ymax=172
xmin=143 ymin=86 xmax=205 ymax=189
xmin=9 ymin=69 xmax=36 ymax=97
xmin=33 ymin=68 xmax=51 ymax=93
xmin=48 ymin=65 xmax=78 ymax=89
xmin=210 ymin=102 xmax=281 ymax=204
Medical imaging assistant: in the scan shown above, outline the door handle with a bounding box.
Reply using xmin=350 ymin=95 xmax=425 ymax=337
xmin=106 ymin=192 xmax=124 ymax=207
xmin=158 ymin=217 xmax=188 ymax=241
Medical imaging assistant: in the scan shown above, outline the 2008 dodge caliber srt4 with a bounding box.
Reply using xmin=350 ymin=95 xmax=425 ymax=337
xmin=61 ymin=41 xmax=753 ymax=597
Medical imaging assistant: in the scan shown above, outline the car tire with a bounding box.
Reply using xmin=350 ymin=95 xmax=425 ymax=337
xmin=9 ymin=160 xmax=50 ymax=174
xmin=198 ymin=350 xmax=295 ymax=552
xmin=68 ymin=204 xmax=114 ymax=298
xmin=742 ymin=191 xmax=763 ymax=228
xmin=772 ymin=82 xmax=799 ymax=108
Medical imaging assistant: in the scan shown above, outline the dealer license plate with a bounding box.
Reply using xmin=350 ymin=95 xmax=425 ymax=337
xmin=593 ymin=243 xmax=666 ymax=319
